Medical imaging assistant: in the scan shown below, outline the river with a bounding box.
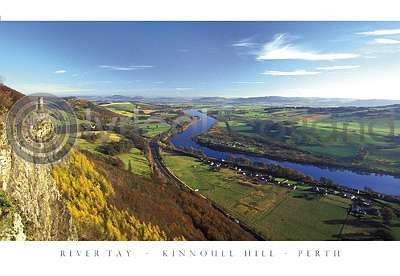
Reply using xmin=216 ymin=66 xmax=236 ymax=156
xmin=169 ymin=110 xmax=400 ymax=196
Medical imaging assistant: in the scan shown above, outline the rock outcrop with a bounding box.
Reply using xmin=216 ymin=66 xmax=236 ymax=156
xmin=0 ymin=85 xmax=77 ymax=240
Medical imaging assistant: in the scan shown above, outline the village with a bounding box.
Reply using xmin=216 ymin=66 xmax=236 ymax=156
xmin=198 ymin=156 xmax=392 ymax=219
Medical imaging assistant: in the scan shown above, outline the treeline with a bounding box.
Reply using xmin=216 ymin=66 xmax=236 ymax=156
xmin=97 ymin=138 xmax=133 ymax=155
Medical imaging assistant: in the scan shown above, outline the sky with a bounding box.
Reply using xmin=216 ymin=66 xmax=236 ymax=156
xmin=1 ymin=21 xmax=400 ymax=99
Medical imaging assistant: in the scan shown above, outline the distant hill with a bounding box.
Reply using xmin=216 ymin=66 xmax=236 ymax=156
xmin=192 ymin=96 xmax=400 ymax=107
xmin=81 ymin=94 xmax=400 ymax=107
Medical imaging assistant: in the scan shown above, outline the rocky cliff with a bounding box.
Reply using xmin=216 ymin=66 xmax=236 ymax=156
xmin=0 ymin=85 xmax=77 ymax=240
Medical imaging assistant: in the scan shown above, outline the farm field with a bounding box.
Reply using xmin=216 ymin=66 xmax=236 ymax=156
xmin=161 ymin=152 xmax=380 ymax=240
xmin=100 ymin=102 xmax=170 ymax=137
xmin=205 ymin=105 xmax=400 ymax=175
xmin=75 ymin=130 xmax=123 ymax=154
xmin=116 ymin=147 xmax=152 ymax=178
xmin=139 ymin=122 xmax=170 ymax=138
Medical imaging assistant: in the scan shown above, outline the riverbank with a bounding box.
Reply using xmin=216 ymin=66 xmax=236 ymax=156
xmin=169 ymin=144 xmax=400 ymax=203
xmin=195 ymin=134 xmax=400 ymax=179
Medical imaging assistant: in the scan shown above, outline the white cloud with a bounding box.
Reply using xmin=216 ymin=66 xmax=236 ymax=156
xmin=54 ymin=70 xmax=66 ymax=74
xmin=316 ymin=65 xmax=360 ymax=71
xmin=175 ymin=87 xmax=193 ymax=91
xmin=373 ymin=38 xmax=400 ymax=45
xmin=129 ymin=65 xmax=153 ymax=68
xmin=232 ymin=37 xmax=259 ymax=48
xmin=287 ymin=71 xmax=400 ymax=100
xmin=357 ymin=29 xmax=400 ymax=36
xmin=262 ymin=70 xmax=320 ymax=76
xmin=257 ymin=34 xmax=359 ymax=61
xmin=232 ymin=81 xmax=265 ymax=84
xmin=99 ymin=65 xmax=153 ymax=71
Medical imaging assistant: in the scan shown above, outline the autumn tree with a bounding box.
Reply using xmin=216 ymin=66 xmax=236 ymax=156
xmin=382 ymin=207 xmax=395 ymax=226
xmin=128 ymin=160 xmax=133 ymax=172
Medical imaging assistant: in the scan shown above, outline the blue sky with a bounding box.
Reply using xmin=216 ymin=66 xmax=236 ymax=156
xmin=1 ymin=22 xmax=400 ymax=99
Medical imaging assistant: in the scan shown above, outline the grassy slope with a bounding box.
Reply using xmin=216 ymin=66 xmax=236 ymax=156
xmin=116 ymin=148 xmax=151 ymax=178
xmin=75 ymin=131 xmax=123 ymax=155
xmin=75 ymin=131 xmax=152 ymax=178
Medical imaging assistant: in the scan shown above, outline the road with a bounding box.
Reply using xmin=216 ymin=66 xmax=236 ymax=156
xmin=149 ymin=134 xmax=265 ymax=241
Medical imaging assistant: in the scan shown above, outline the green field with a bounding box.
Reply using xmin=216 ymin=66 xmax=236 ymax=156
xmin=100 ymin=102 xmax=157 ymax=117
xmin=75 ymin=129 xmax=151 ymax=178
xmin=162 ymin=152 xmax=360 ymax=240
xmin=75 ymin=131 xmax=122 ymax=154
xmin=100 ymin=102 xmax=170 ymax=137
xmin=116 ymin=147 xmax=152 ymax=178
xmin=208 ymin=105 xmax=400 ymax=175
xmin=100 ymin=102 xmax=137 ymax=117
xmin=139 ymin=122 xmax=170 ymax=137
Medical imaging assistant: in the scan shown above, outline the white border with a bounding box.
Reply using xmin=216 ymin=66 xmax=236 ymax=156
xmin=0 ymin=241 xmax=397 ymax=275
xmin=1 ymin=0 xmax=400 ymax=275
xmin=0 ymin=0 xmax=400 ymax=20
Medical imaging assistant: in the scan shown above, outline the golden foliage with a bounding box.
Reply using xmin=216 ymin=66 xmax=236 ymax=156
xmin=51 ymin=151 xmax=170 ymax=240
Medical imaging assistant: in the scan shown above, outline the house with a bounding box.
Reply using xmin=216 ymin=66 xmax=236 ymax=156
xmin=360 ymin=200 xmax=371 ymax=206
xmin=350 ymin=203 xmax=367 ymax=216
xmin=312 ymin=186 xmax=320 ymax=192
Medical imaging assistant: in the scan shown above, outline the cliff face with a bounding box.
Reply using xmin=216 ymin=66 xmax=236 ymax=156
xmin=0 ymin=86 xmax=77 ymax=240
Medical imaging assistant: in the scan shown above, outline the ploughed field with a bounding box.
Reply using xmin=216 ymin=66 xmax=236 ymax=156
xmin=200 ymin=105 xmax=400 ymax=176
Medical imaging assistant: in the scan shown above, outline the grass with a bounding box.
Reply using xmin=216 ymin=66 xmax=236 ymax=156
xmin=106 ymin=108 xmax=135 ymax=117
xmin=256 ymin=192 xmax=349 ymax=240
xmin=100 ymin=102 xmax=157 ymax=118
xmin=162 ymin=152 xmax=355 ymax=240
xmin=139 ymin=122 xmax=170 ymax=137
xmin=75 ymin=130 xmax=152 ymax=178
xmin=99 ymin=102 xmax=171 ymax=137
xmin=116 ymin=148 xmax=152 ymax=178
xmin=75 ymin=131 xmax=123 ymax=154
